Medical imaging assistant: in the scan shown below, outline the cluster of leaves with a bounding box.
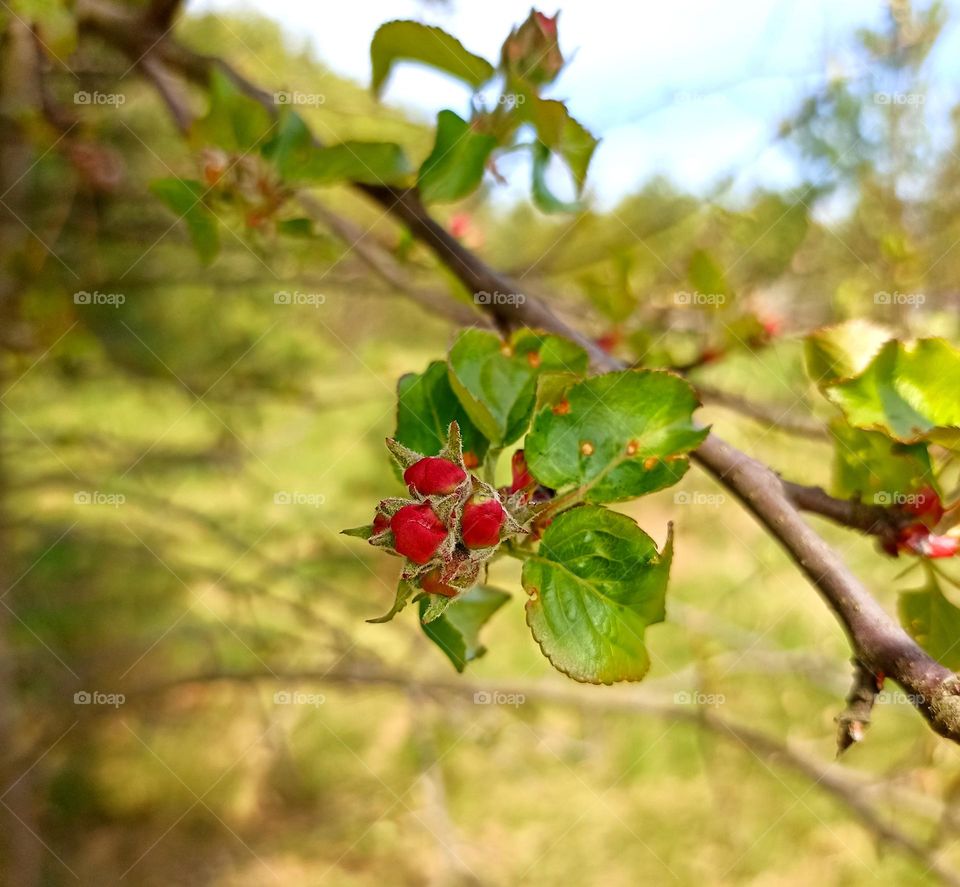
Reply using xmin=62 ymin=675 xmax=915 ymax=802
xmin=150 ymin=9 xmax=598 ymax=266
xmin=805 ymin=321 xmax=960 ymax=663
xmin=347 ymin=328 xmax=705 ymax=683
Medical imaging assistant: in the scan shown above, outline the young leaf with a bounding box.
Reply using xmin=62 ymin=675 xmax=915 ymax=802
xmin=447 ymin=329 xmax=589 ymax=446
xmin=805 ymin=320 xmax=892 ymax=387
xmin=371 ymin=21 xmax=494 ymax=97
xmin=192 ymin=67 xmax=273 ymax=153
xmin=281 ymin=140 xmax=410 ymax=185
xmin=831 ymin=421 xmax=933 ymax=504
xmin=367 ymin=579 xmax=416 ymax=624
xmin=420 ymin=586 xmax=511 ymax=672
xmin=826 ymin=338 xmax=960 ymax=445
xmin=418 ymin=110 xmax=497 ymax=204
xmin=531 ymin=141 xmax=581 ymax=214
xmin=899 ymin=575 xmax=960 ymax=670
xmin=522 ymin=506 xmax=672 ymax=684
xmin=525 ymin=370 xmax=707 ymax=503
xmin=395 ymin=361 xmax=489 ymax=463
xmin=525 ymin=98 xmax=598 ymax=194
xmin=149 ymin=178 xmax=220 ymax=265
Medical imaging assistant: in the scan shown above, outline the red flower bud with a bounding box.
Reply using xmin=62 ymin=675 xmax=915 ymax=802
xmin=404 ymin=457 xmax=467 ymax=496
xmin=501 ymin=9 xmax=564 ymax=85
xmin=510 ymin=450 xmax=534 ymax=493
xmin=899 ymin=526 xmax=959 ymax=559
xmin=372 ymin=511 xmax=390 ymax=535
xmin=903 ymin=487 xmax=944 ymax=524
xmin=391 ymin=504 xmax=448 ymax=564
xmin=420 ymin=568 xmax=458 ymax=598
xmin=461 ymin=498 xmax=507 ymax=549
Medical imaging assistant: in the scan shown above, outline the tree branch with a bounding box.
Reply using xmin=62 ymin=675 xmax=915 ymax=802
xmin=837 ymin=659 xmax=881 ymax=755
xmin=74 ymin=0 xmax=960 ymax=745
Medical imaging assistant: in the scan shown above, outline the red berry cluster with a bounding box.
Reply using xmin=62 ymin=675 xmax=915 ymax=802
xmin=881 ymin=487 xmax=959 ymax=559
xmin=365 ymin=423 xmax=524 ymax=600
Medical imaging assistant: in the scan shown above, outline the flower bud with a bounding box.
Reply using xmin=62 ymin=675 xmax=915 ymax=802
xmin=391 ymin=504 xmax=448 ymax=564
xmin=404 ymin=457 xmax=467 ymax=496
xmin=510 ymin=449 xmax=533 ymax=493
xmin=460 ymin=498 xmax=507 ymax=549
xmin=501 ymin=10 xmax=563 ymax=86
xmin=420 ymin=568 xmax=459 ymax=597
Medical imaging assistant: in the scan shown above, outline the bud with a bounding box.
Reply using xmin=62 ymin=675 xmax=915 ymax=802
xmin=461 ymin=498 xmax=507 ymax=549
xmin=404 ymin=457 xmax=467 ymax=496
xmin=899 ymin=526 xmax=959 ymax=559
xmin=391 ymin=504 xmax=448 ymax=564
xmin=372 ymin=510 xmax=391 ymax=535
xmin=902 ymin=487 xmax=945 ymax=524
xmin=420 ymin=568 xmax=459 ymax=598
xmin=510 ymin=450 xmax=533 ymax=493
xmin=501 ymin=10 xmax=564 ymax=86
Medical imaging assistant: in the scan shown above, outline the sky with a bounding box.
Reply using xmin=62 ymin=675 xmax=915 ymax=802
xmin=191 ymin=0 xmax=960 ymax=208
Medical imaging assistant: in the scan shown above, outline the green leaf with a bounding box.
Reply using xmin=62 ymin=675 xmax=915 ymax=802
xmin=826 ymin=338 xmax=960 ymax=444
xmin=395 ymin=360 xmax=489 ymax=463
xmin=276 ymin=218 xmax=314 ymax=238
xmin=522 ymin=506 xmax=672 ymax=684
xmin=420 ymin=586 xmax=511 ymax=672
xmin=899 ymin=575 xmax=960 ymax=670
xmin=531 ymin=141 xmax=581 ymax=214
xmin=367 ymin=579 xmax=415 ymax=624
xmin=526 ymin=98 xmax=598 ymax=193
xmin=831 ymin=421 xmax=933 ymax=504
xmin=525 ymin=370 xmax=707 ymax=503
xmin=805 ymin=320 xmax=892 ymax=387
xmin=371 ymin=20 xmax=495 ymax=97
xmin=193 ymin=67 xmax=273 ymax=153
xmin=687 ymin=249 xmax=731 ymax=301
xmin=149 ymin=178 xmax=220 ymax=265
xmin=418 ymin=110 xmax=497 ymax=204
xmin=447 ymin=329 xmax=589 ymax=446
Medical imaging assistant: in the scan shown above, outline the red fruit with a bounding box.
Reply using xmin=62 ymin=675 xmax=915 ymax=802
xmin=461 ymin=498 xmax=507 ymax=549
xmin=391 ymin=504 xmax=448 ymax=564
xmin=420 ymin=568 xmax=458 ymax=598
xmin=404 ymin=457 xmax=467 ymax=496
xmin=510 ymin=450 xmax=534 ymax=493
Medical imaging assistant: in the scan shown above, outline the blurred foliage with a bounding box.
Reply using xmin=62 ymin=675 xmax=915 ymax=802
xmin=2 ymin=3 xmax=960 ymax=886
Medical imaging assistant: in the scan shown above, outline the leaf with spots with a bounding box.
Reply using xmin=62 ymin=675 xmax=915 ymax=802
xmin=447 ymin=329 xmax=589 ymax=446
xmin=522 ymin=506 xmax=672 ymax=684
xmin=525 ymin=370 xmax=707 ymax=503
